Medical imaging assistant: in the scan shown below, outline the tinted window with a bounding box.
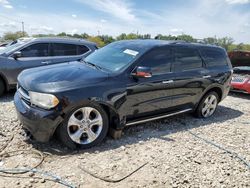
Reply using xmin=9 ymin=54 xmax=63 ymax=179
xmin=77 ymin=45 xmax=89 ymax=55
xmin=20 ymin=43 xmax=49 ymax=57
xmin=200 ymin=48 xmax=227 ymax=67
xmin=140 ymin=48 xmax=173 ymax=75
xmin=52 ymin=44 xmax=89 ymax=56
xmin=52 ymin=43 xmax=78 ymax=56
xmin=173 ymin=48 xmax=203 ymax=71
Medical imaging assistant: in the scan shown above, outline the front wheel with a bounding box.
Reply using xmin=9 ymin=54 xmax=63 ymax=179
xmin=194 ymin=91 xmax=219 ymax=118
xmin=57 ymin=103 xmax=109 ymax=149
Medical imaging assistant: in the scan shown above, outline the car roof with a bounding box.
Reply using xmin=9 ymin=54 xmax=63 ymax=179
xmin=22 ymin=37 xmax=96 ymax=46
xmin=113 ymin=39 xmax=224 ymax=51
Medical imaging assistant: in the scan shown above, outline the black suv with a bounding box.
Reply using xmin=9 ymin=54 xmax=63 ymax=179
xmin=14 ymin=40 xmax=232 ymax=149
xmin=0 ymin=37 xmax=97 ymax=96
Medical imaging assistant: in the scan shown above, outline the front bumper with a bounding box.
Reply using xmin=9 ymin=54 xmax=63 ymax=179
xmin=231 ymin=81 xmax=250 ymax=94
xmin=14 ymin=92 xmax=63 ymax=142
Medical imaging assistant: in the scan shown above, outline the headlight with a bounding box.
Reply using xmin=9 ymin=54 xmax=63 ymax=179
xmin=29 ymin=91 xmax=59 ymax=109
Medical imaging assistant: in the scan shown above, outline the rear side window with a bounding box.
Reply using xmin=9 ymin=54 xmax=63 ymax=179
xmin=77 ymin=45 xmax=89 ymax=55
xmin=139 ymin=48 xmax=173 ymax=75
xmin=173 ymin=48 xmax=203 ymax=72
xmin=20 ymin=43 xmax=49 ymax=57
xmin=52 ymin=43 xmax=77 ymax=56
xmin=200 ymin=48 xmax=227 ymax=67
xmin=52 ymin=43 xmax=89 ymax=56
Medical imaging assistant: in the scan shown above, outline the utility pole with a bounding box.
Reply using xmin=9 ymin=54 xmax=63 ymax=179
xmin=22 ymin=21 xmax=25 ymax=36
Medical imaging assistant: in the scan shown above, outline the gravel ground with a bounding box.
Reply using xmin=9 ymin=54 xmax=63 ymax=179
xmin=0 ymin=91 xmax=249 ymax=188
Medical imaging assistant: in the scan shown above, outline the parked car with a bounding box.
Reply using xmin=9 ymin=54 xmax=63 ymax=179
xmin=14 ymin=40 xmax=232 ymax=149
xmin=231 ymin=66 xmax=250 ymax=94
xmin=228 ymin=50 xmax=250 ymax=67
xmin=0 ymin=37 xmax=97 ymax=96
xmin=0 ymin=41 xmax=10 ymax=50
xmin=0 ymin=42 xmax=9 ymax=48
xmin=0 ymin=38 xmax=31 ymax=51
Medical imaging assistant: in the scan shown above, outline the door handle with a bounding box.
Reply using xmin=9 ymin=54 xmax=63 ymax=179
xmin=41 ymin=61 xmax=51 ymax=64
xmin=162 ymin=80 xmax=174 ymax=84
xmin=203 ymin=75 xmax=211 ymax=79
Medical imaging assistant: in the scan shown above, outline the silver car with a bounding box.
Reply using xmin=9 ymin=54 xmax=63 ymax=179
xmin=0 ymin=37 xmax=97 ymax=96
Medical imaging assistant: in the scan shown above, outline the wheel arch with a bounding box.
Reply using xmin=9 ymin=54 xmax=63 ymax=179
xmin=98 ymin=102 xmax=121 ymax=130
xmin=198 ymin=86 xmax=223 ymax=106
xmin=0 ymin=73 xmax=9 ymax=92
xmin=204 ymin=87 xmax=223 ymax=102
xmin=57 ymin=99 xmax=122 ymax=135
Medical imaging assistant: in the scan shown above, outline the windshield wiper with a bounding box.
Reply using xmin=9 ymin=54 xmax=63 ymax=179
xmin=82 ymin=60 xmax=103 ymax=70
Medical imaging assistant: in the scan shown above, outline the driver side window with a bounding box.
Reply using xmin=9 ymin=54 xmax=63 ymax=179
xmin=139 ymin=48 xmax=173 ymax=75
xmin=20 ymin=43 xmax=49 ymax=57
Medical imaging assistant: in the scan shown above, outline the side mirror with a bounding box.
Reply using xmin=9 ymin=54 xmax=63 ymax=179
xmin=132 ymin=66 xmax=152 ymax=78
xmin=13 ymin=51 xmax=22 ymax=60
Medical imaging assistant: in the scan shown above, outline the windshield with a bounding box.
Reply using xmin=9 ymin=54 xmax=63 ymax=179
xmin=0 ymin=41 xmax=25 ymax=55
xmin=84 ymin=42 xmax=142 ymax=72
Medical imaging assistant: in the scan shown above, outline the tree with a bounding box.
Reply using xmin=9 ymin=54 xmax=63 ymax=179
xmin=56 ymin=32 xmax=73 ymax=37
xmin=116 ymin=33 xmax=137 ymax=40
xmin=87 ymin=36 xmax=105 ymax=47
xmin=236 ymin=43 xmax=244 ymax=50
xmin=99 ymin=35 xmax=115 ymax=44
xmin=116 ymin=33 xmax=127 ymax=40
xmin=32 ymin=34 xmax=55 ymax=37
xmin=203 ymin=37 xmax=218 ymax=45
xmin=2 ymin=30 xmax=250 ymax=52
xmin=80 ymin=33 xmax=89 ymax=39
xmin=3 ymin=31 xmax=28 ymax=41
xmin=126 ymin=33 xmax=139 ymax=39
xmin=176 ymin=34 xmax=197 ymax=42
xmin=73 ymin=33 xmax=82 ymax=38
xmin=217 ymin=37 xmax=234 ymax=51
xmin=116 ymin=33 xmax=151 ymax=40
xmin=143 ymin=34 xmax=151 ymax=39
xmin=57 ymin=32 xmax=67 ymax=37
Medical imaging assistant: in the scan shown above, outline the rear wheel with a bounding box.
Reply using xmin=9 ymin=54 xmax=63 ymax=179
xmin=58 ymin=102 xmax=109 ymax=149
xmin=0 ymin=78 xmax=5 ymax=97
xmin=195 ymin=91 xmax=219 ymax=118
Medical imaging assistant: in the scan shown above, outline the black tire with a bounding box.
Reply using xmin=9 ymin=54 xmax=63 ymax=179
xmin=57 ymin=102 xmax=109 ymax=149
xmin=194 ymin=91 xmax=219 ymax=118
xmin=0 ymin=78 xmax=5 ymax=97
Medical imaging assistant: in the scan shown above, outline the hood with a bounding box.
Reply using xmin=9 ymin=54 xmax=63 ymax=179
xmin=18 ymin=61 xmax=109 ymax=93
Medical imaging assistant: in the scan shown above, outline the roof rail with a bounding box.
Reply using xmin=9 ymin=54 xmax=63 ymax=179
xmin=170 ymin=40 xmax=188 ymax=44
xmin=195 ymin=39 xmax=219 ymax=46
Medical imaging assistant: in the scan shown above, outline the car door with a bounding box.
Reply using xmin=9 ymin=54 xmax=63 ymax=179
xmin=50 ymin=43 xmax=91 ymax=64
xmin=124 ymin=47 xmax=175 ymax=120
xmin=4 ymin=42 xmax=53 ymax=85
xmin=171 ymin=46 xmax=209 ymax=110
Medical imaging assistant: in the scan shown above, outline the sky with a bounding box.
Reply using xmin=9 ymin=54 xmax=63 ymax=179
xmin=0 ymin=0 xmax=249 ymax=43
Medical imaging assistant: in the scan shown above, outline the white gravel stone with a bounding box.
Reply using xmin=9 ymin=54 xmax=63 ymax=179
xmin=0 ymin=92 xmax=249 ymax=188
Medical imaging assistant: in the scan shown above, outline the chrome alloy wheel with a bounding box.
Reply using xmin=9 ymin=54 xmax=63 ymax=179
xmin=67 ymin=107 xmax=103 ymax=145
xmin=201 ymin=94 xmax=218 ymax=118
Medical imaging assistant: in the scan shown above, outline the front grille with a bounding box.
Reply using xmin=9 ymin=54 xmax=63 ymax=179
xmin=231 ymin=76 xmax=246 ymax=83
xmin=17 ymin=85 xmax=31 ymax=106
